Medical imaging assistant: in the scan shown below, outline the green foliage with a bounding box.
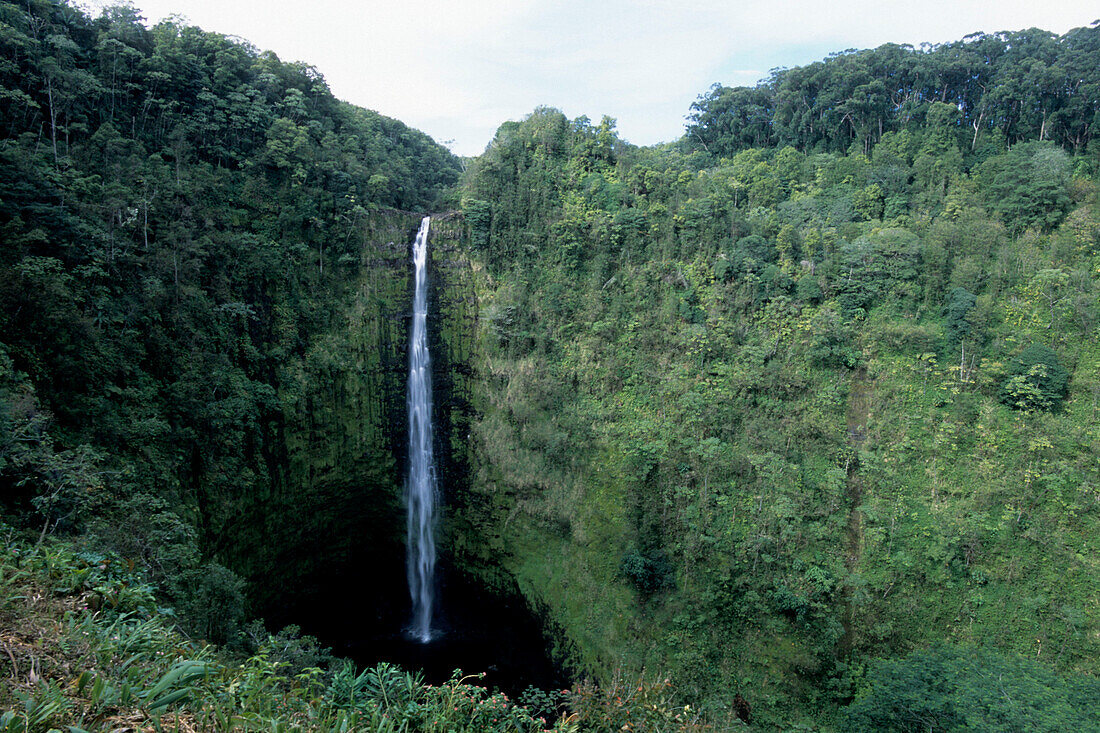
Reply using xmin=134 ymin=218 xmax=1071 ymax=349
xmin=808 ymin=306 xmax=862 ymax=368
xmin=240 ymin=621 xmax=335 ymax=674
xmin=3 ymin=5 xmax=1100 ymax=731
xmin=1001 ymin=343 xmax=1070 ymax=411
xmin=844 ymin=644 xmax=1100 ymax=732
xmin=836 ymin=229 xmax=921 ymax=314
xmin=0 ymin=536 xmax=587 ymax=732
xmin=454 ymin=28 xmax=1100 ymax=725
xmin=567 ymin=673 xmax=717 ymax=732
xmin=178 ymin=561 xmax=246 ymax=643
xmin=465 ymin=198 xmax=494 ymax=248
xmin=417 ymin=672 xmax=549 ymax=733
xmin=518 ymin=685 xmax=569 ymax=723
xmin=8 ymin=541 xmax=157 ymax=615
xmin=0 ymin=0 xmax=457 ymax=630
xmin=980 ymin=142 xmax=1072 ymax=232
xmin=141 ymin=659 xmax=215 ymax=711
xmin=686 ymin=27 xmax=1100 ymax=158
xmin=943 ymin=287 xmax=976 ymax=348
xmin=3 ymin=681 xmax=72 ymax=733
xmin=794 ymin=275 xmax=823 ymax=304
xmin=620 ymin=549 xmax=674 ymax=595
xmin=327 ymin=659 xmax=421 ymax=712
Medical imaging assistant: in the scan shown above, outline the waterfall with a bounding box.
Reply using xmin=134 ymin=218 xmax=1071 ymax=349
xmin=406 ymin=216 xmax=437 ymax=643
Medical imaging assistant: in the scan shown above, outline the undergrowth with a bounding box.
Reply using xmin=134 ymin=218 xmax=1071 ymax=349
xmin=0 ymin=529 xmax=730 ymax=732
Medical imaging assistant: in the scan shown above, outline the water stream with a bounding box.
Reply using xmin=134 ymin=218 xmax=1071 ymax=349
xmin=406 ymin=215 xmax=437 ymax=643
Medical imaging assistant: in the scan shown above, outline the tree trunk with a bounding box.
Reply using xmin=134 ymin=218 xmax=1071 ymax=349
xmin=971 ymin=111 xmax=985 ymax=150
xmin=46 ymin=76 xmax=58 ymax=166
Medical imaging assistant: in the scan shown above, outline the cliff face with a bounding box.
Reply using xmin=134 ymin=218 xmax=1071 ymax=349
xmin=224 ymin=210 xmax=418 ymax=627
xmin=239 ymin=210 xmax=511 ymax=654
xmin=449 ymin=103 xmax=1100 ymax=728
xmin=427 ymin=211 xmax=480 ymax=537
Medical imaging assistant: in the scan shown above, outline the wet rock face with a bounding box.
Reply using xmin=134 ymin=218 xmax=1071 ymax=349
xmin=426 ymin=214 xmax=477 ymax=533
xmin=250 ymin=209 xmax=420 ymax=632
xmin=252 ymin=212 xmax=565 ymax=691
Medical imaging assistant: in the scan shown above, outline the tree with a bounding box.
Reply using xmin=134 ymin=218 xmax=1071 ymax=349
xmin=1028 ymin=268 xmax=1070 ymax=331
xmin=979 ymin=142 xmax=1071 ymax=232
xmin=913 ymin=102 xmax=963 ymax=201
xmin=943 ymin=287 xmax=976 ymax=379
xmin=1001 ymin=343 xmax=1069 ymax=411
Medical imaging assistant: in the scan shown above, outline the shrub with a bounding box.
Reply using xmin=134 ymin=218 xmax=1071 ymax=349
xmin=979 ymin=141 xmax=1071 ymax=233
xmin=177 ymin=562 xmax=246 ymax=643
xmin=240 ymin=621 xmax=335 ymax=673
xmin=795 ymin=275 xmax=823 ymax=304
xmin=621 ymin=549 xmax=674 ymax=595
xmin=327 ymin=660 xmax=420 ymax=713
xmin=568 ymin=672 xmax=715 ymax=732
xmin=1000 ymin=343 xmax=1069 ymax=411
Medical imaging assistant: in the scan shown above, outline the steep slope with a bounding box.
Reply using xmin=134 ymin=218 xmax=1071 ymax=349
xmin=3 ymin=3 xmax=1100 ymax=729
xmin=454 ymin=95 xmax=1100 ymax=726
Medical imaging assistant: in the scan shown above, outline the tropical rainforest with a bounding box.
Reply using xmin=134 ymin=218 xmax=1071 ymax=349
xmin=1 ymin=0 xmax=1099 ymax=730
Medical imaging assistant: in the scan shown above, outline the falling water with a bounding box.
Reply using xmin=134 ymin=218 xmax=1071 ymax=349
xmin=406 ymin=216 xmax=437 ymax=643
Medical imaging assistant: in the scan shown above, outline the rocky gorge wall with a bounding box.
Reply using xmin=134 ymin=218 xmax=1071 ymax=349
xmin=231 ymin=209 xmax=420 ymax=629
xmin=196 ymin=206 xmax=567 ymax=688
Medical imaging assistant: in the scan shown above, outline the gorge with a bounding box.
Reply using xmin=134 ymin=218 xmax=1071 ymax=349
xmin=1 ymin=2 xmax=1099 ymax=730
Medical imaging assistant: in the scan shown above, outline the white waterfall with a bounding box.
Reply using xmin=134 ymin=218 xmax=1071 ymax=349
xmin=406 ymin=216 xmax=437 ymax=643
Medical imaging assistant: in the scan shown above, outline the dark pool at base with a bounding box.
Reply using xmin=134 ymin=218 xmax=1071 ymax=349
xmin=266 ymin=559 xmax=569 ymax=698
xmin=350 ymin=571 xmax=568 ymax=695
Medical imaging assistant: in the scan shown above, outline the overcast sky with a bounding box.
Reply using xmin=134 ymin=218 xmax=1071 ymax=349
xmin=83 ymin=0 xmax=1098 ymax=156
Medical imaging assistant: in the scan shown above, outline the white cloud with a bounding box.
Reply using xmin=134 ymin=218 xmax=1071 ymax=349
xmin=84 ymin=0 xmax=1098 ymax=155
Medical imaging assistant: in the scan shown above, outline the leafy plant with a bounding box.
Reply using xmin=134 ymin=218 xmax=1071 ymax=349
xmin=6 ymin=681 xmax=70 ymax=733
xmin=1001 ymin=343 xmax=1070 ymax=411
xmin=567 ymin=672 xmax=716 ymax=732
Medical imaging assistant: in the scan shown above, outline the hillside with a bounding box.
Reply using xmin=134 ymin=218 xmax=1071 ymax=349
xmin=454 ymin=29 xmax=1100 ymax=724
xmin=0 ymin=0 xmax=464 ymax=639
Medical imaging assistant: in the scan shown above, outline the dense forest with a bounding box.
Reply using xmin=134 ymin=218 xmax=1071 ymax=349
xmin=2 ymin=0 xmax=1100 ymax=730
xmin=686 ymin=25 xmax=1100 ymax=156
xmin=0 ymin=0 xmax=462 ymax=636
xmin=455 ymin=19 xmax=1100 ymax=730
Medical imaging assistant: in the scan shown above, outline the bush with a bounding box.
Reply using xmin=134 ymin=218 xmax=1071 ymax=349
xmin=240 ymin=621 xmax=335 ymax=673
xmin=177 ymin=562 xmax=246 ymax=643
xmin=568 ymin=672 xmax=716 ymax=732
xmin=943 ymin=287 xmax=976 ymax=348
xmin=327 ymin=660 xmax=420 ymax=713
xmin=807 ymin=306 xmax=862 ymax=369
xmin=795 ymin=275 xmax=823 ymax=304
xmin=1000 ymin=343 xmax=1069 ymax=411
xmin=621 ymin=549 xmax=674 ymax=595
xmin=979 ymin=141 xmax=1071 ymax=233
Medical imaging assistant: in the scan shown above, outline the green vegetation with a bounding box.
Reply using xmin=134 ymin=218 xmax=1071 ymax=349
xmin=0 ymin=0 xmax=459 ymax=633
xmin=2 ymin=0 xmax=1100 ymax=729
xmin=686 ymin=28 xmax=1100 ymax=157
xmin=844 ymin=645 xmax=1100 ymax=732
xmin=0 ymin=531 xmax=727 ymax=731
xmin=455 ymin=23 xmax=1100 ymax=728
xmin=1002 ymin=342 xmax=1070 ymax=411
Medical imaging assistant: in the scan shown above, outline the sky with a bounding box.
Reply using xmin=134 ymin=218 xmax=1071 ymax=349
xmin=83 ymin=0 xmax=1098 ymax=156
